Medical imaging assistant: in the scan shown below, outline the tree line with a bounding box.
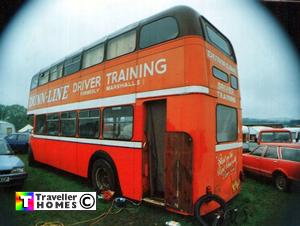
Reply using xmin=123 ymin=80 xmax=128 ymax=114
xmin=0 ymin=104 xmax=32 ymax=131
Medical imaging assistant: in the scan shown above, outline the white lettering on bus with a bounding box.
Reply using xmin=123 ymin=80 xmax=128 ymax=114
xmin=217 ymin=82 xmax=234 ymax=95
xmin=62 ymin=85 xmax=69 ymax=100
xmin=217 ymin=91 xmax=236 ymax=103
xmin=29 ymin=85 xmax=70 ymax=107
xmin=207 ymin=50 xmax=237 ymax=74
xmin=106 ymin=58 xmax=167 ymax=85
xmin=217 ymin=82 xmax=236 ymax=103
xmin=73 ymin=76 xmax=101 ymax=93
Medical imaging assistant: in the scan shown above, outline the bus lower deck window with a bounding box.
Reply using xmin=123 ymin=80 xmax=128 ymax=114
xmin=216 ymin=105 xmax=237 ymax=143
xmin=103 ymin=106 xmax=133 ymax=140
xmin=47 ymin=113 xmax=59 ymax=136
xmin=61 ymin=111 xmax=77 ymax=137
xmin=79 ymin=109 xmax=100 ymax=138
xmin=35 ymin=114 xmax=46 ymax=134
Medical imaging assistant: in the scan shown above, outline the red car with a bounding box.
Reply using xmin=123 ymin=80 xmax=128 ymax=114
xmin=243 ymin=143 xmax=300 ymax=191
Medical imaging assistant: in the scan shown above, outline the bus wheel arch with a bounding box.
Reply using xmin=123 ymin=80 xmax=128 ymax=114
xmin=194 ymin=194 xmax=226 ymax=226
xmin=88 ymin=151 xmax=122 ymax=195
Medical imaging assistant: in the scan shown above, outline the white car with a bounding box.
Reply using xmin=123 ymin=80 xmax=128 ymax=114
xmin=0 ymin=139 xmax=27 ymax=187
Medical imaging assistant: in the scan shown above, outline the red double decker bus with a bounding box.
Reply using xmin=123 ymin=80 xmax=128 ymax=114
xmin=27 ymin=6 xmax=242 ymax=223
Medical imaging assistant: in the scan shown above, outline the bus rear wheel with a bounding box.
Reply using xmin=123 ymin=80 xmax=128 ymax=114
xmin=194 ymin=194 xmax=226 ymax=226
xmin=92 ymin=159 xmax=116 ymax=193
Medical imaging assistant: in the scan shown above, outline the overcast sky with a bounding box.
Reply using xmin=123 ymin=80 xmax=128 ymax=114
xmin=0 ymin=0 xmax=299 ymax=119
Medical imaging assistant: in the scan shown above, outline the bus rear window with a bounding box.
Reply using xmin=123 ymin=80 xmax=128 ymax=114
xmin=230 ymin=75 xmax=238 ymax=90
xmin=103 ymin=106 xmax=133 ymax=140
xmin=281 ymin=148 xmax=300 ymax=163
xmin=217 ymin=105 xmax=237 ymax=143
xmin=140 ymin=17 xmax=179 ymax=49
xmin=213 ymin=67 xmax=228 ymax=82
xmin=202 ymin=17 xmax=235 ymax=61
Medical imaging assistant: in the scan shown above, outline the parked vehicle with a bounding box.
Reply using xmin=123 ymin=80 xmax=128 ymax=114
xmin=242 ymin=126 xmax=250 ymax=152
xmin=257 ymin=129 xmax=292 ymax=144
xmin=243 ymin=143 xmax=300 ymax=191
xmin=0 ymin=121 xmax=16 ymax=138
xmin=0 ymin=139 xmax=27 ymax=187
xmin=248 ymin=126 xmax=273 ymax=143
xmin=4 ymin=133 xmax=30 ymax=153
xmin=285 ymin=127 xmax=300 ymax=143
xmin=18 ymin=124 xmax=33 ymax=133
xmin=26 ymin=6 xmax=243 ymax=223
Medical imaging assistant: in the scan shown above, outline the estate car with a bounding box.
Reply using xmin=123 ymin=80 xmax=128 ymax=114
xmin=243 ymin=143 xmax=300 ymax=191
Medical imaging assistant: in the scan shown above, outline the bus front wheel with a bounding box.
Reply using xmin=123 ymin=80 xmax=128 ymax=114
xmin=194 ymin=194 xmax=226 ymax=226
xmin=92 ymin=159 xmax=116 ymax=193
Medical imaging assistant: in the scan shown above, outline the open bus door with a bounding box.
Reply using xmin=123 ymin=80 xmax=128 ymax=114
xmin=144 ymin=100 xmax=193 ymax=213
xmin=145 ymin=100 xmax=166 ymax=198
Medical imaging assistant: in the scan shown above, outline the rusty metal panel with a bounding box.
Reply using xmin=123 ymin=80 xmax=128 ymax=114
xmin=165 ymin=132 xmax=193 ymax=213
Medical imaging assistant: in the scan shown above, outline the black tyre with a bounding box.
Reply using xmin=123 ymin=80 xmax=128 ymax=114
xmin=28 ymin=147 xmax=37 ymax=167
xmin=194 ymin=194 xmax=226 ymax=226
xmin=274 ymin=173 xmax=289 ymax=191
xmin=91 ymin=159 xmax=117 ymax=193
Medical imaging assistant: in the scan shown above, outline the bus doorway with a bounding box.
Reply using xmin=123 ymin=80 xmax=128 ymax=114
xmin=145 ymin=100 xmax=166 ymax=199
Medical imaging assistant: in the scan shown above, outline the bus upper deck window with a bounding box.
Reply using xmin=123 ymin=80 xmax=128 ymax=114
xmin=107 ymin=30 xmax=136 ymax=60
xmin=212 ymin=67 xmax=228 ymax=82
xmin=30 ymin=74 xmax=39 ymax=89
xmin=140 ymin=17 xmax=179 ymax=49
xmin=50 ymin=64 xmax=63 ymax=81
xmin=206 ymin=25 xmax=231 ymax=56
xmin=64 ymin=54 xmax=81 ymax=76
xmin=39 ymin=70 xmax=49 ymax=86
xmin=82 ymin=44 xmax=104 ymax=69
xmin=230 ymin=75 xmax=238 ymax=90
xmin=201 ymin=17 xmax=235 ymax=61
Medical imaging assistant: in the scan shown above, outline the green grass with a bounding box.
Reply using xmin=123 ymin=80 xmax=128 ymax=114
xmin=0 ymin=154 xmax=299 ymax=226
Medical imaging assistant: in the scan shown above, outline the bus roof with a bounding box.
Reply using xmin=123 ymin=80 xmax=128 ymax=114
xmin=31 ymin=5 xmax=236 ymax=80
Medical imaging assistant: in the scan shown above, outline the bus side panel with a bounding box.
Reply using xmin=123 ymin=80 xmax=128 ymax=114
xmin=184 ymin=37 xmax=208 ymax=86
xmin=136 ymin=44 xmax=184 ymax=93
xmin=166 ymin=94 xmax=216 ymax=206
xmin=58 ymin=140 xmax=77 ymax=174
xmin=76 ymin=144 xmax=143 ymax=201
xmin=31 ymin=137 xmax=49 ymax=165
xmin=48 ymin=139 xmax=61 ymax=169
